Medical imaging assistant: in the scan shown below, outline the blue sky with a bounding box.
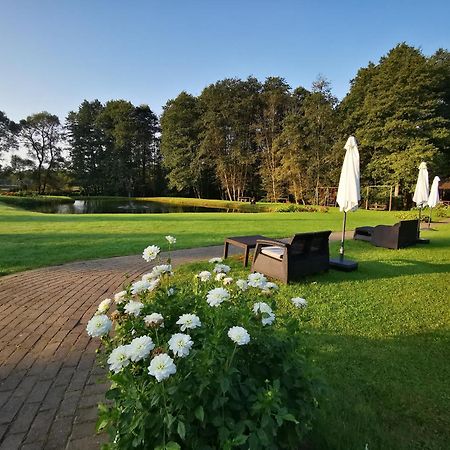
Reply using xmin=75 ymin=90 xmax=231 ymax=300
xmin=1 ymin=0 xmax=449 ymax=122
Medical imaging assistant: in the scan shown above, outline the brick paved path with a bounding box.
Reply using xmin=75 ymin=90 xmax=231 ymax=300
xmin=0 ymin=232 xmax=349 ymax=449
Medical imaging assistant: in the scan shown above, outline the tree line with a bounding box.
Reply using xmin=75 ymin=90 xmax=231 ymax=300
xmin=1 ymin=43 xmax=449 ymax=203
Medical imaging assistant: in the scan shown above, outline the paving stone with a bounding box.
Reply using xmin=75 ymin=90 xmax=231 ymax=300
xmin=0 ymin=432 xmax=25 ymax=450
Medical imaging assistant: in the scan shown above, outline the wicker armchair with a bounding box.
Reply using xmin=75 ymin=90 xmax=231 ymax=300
xmin=251 ymin=231 xmax=331 ymax=283
xmin=353 ymin=219 xmax=419 ymax=249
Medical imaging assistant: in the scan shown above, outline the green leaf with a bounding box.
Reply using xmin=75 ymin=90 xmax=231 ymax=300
xmin=232 ymin=434 xmax=248 ymax=445
xmin=195 ymin=405 xmax=205 ymax=422
xmin=105 ymin=388 xmax=120 ymax=400
xmin=282 ymin=413 xmax=299 ymax=424
xmin=165 ymin=442 xmax=181 ymax=450
xmin=177 ymin=421 xmax=186 ymax=440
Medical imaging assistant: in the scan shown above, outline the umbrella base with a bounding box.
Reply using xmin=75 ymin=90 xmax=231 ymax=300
xmin=417 ymin=238 xmax=430 ymax=244
xmin=329 ymin=258 xmax=358 ymax=271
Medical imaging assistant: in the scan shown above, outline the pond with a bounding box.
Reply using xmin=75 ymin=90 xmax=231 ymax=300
xmin=28 ymin=198 xmax=238 ymax=214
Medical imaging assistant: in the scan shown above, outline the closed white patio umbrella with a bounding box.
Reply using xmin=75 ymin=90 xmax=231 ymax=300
xmin=427 ymin=176 xmax=440 ymax=228
xmin=413 ymin=162 xmax=430 ymax=242
xmin=330 ymin=136 xmax=360 ymax=271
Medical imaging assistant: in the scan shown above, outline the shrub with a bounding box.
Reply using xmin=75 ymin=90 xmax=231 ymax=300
xmin=89 ymin=239 xmax=321 ymax=449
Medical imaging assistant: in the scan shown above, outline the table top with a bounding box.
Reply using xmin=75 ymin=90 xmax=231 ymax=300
xmin=225 ymin=235 xmax=267 ymax=247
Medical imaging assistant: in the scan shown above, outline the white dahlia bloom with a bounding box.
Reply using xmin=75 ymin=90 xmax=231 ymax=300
xmin=168 ymin=333 xmax=194 ymax=358
xmin=223 ymin=277 xmax=233 ymax=285
xmin=142 ymin=245 xmax=160 ymax=262
xmin=247 ymin=272 xmax=267 ymax=288
xmin=209 ymin=257 xmax=223 ymax=264
xmin=198 ymin=270 xmax=212 ymax=282
xmin=167 ymin=287 xmax=176 ymax=296
xmin=253 ymin=302 xmax=272 ymax=314
xmin=165 ymin=235 xmax=176 ymax=245
xmin=130 ymin=279 xmax=151 ymax=295
xmin=148 ymin=353 xmax=177 ymax=382
xmin=262 ymin=312 xmax=276 ymax=326
xmin=215 ymin=273 xmax=226 ymax=281
xmin=291 ymin=297 xmax=308 ymax=308
xmin=144 ymin=313 xmax=164 ymax=327
xmin=86 ymin=314 xmax=112 ymax=337
xmin=176 ymin=313 xmax=201 ymax=331
xmin=150 ymin=264 xmax=173 ymax=279
xmin=236 ymin=279 xmax=248 ymax=291
xmin=228 ymin=326 xmax=250 ymax=346
xmin=146 ymin=279 xmax=160 ymax=292
xmin=213 ymin=263 xmax=231 ymax=274
xmin=97 ymin=298 xmax=112 ymax=314
xmin=206 ymin=287 xmax=230 ymax=307
xmin=124 ymin=300 xmax=144 ymax=317
xmin=264 ymin=282 xmax=278 ymax=291
xmin=107 ymin=345 xmax=131 ymax=373
xmin=128 ymin=335 xmax=155 ymax=362
xmin=114 ymin=290 xmax=127 ymax=304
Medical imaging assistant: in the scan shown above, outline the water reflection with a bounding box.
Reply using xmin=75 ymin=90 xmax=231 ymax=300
xmin=29 ymin=199 xmax=238 ymax=214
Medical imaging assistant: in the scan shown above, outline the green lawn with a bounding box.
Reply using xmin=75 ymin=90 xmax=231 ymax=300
xmin=0 ymin=201 xmax=407 ymax=275
xmin=180 ymin=227 xmax=450 ymax=449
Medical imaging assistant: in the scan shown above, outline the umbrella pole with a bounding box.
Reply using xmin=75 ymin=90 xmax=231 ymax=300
xmin=339 ymin=211 xmax=347 ymax=261
xmin=418 ymin=207 xmax=422 ymax=237
xmin=428 ymin=208 xmax=432 ymax=228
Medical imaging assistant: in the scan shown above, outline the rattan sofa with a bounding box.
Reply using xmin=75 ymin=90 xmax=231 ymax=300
xmin=251 ymin=231 xmax=331 ymax=283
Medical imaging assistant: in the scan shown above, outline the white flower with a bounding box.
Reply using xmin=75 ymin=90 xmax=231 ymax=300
xmin=144 ymin=313 xmax=164 ymax=327
xmin=148 ymin=353 xmax=177 ymax=382
xmin=124 ymin=300 xmax=144 ymax=317
xmin=146 ymin=264 xmax=172 ymax=279
xmin=253 ymin=302 xmax=272 ymax=314
xmin=247 ymin=272 xmax=267 ymax=288
xmin=167 ymin=287 xmax=176 ymax=296
xmin=206 ymin=287 xmax=230 ymax=307
xmin=176 ymin=313 xmax=201 ymax=332
xmin=107 ymin=345 xmax=131 ymax=373
xmin=131 ymin=280 xmax=151 ymax=295
xmin=114 ymin=290 xmax=127 ymax=304
xmin=223 ymin=277 xmax=233 ymax=285
xmin=97 ymin=298 xmax=112 ymax=314
xmin=86 ymin=314 xmax=112 ymax=337
xmin=198 ymin=270 xmax=212 ymax=282
xmin=213 ymin=263 xmax=231 ymax=274
xmin=264 ymin=282 xmax=278 ymax=291
xmin=228 ymin=326 xmax=250 ymax=346
xmin=146 ymin=279 xmax=160 ymax=292
xmin=168 ymin=333 xmax=194 ymax=358
xmin=209 ymin=257 xmax=223 ymax=264
xmin=215 ymin=273 xmax=226 ymax=281
xmin=128 ymin=335 xmax=155 ymax=362
xmin=262 ymin=312 xmax=276 ymax=326
xmin=165 ymin=235 xmax=176 ymax=245
xmin=236 ymin=279 xmax=248 ymax=291
xmin=291 ymin=297 xmax=308 ymax=308
xmin=142 ymin=245 xmax=160 ymax=262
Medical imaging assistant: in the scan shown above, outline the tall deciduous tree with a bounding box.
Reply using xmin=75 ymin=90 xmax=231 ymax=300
xmin=19 ymin=112 xmax=63 ymax=194
xmin=0 ymin=111 xmax=18 ymax=158
xmin=256 ymin=77 xmax=292 ymax=201
xmin=200 ymin=77 xmax=261 ymax=200
xmin=340 ymin=44 xmax=450 ymax=200
xmin=160 ymin=92 xmax=207 ymax=197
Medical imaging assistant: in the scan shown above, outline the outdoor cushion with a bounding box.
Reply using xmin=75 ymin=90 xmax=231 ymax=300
xmin=260 ymin=246 xmax=284 ymax=260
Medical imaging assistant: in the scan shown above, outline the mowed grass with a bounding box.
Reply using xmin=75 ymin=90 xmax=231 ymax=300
xmin=181 ymin=226 xmax=450 ymax=449
xmin=0 ymin=202 xmax=404 ymax=275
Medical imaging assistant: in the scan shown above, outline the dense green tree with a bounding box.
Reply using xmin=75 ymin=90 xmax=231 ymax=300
xmin=200 ymin=77 xmax=261 ymax=200
xmin=19 ymin=112 xmax=63 ymax=193
xmin=340 ymin=44 xmax=450 ymax=200
xmin=0 ymin=111 xmax=18 ymax=157
xmin=160 ymin=92 xmax=207 ymax=197
xmin=66 ymin=100 xmax=106 ymax=194
xmin=256 ymin=77 xmax=292 ymax=201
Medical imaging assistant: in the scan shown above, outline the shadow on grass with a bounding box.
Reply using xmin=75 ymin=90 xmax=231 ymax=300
xmin=305 ymin=329 xmax=450 ymax=450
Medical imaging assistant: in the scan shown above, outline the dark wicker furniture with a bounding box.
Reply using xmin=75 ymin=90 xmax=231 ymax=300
xmin=251 ymin=231 xmax=331 ymax=283
xmin=223 ymin=235 xmax=268 ymax=267
xmin=353 ymin=219 xmax=419 ymax=249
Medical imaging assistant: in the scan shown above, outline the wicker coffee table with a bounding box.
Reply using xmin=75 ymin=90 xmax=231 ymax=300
xmin=223 ymin=235 xmax=268 ymax=267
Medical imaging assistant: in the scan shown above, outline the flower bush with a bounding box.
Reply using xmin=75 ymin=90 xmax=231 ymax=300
xmin=89 ymin=238 xmax=322 ymax=449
